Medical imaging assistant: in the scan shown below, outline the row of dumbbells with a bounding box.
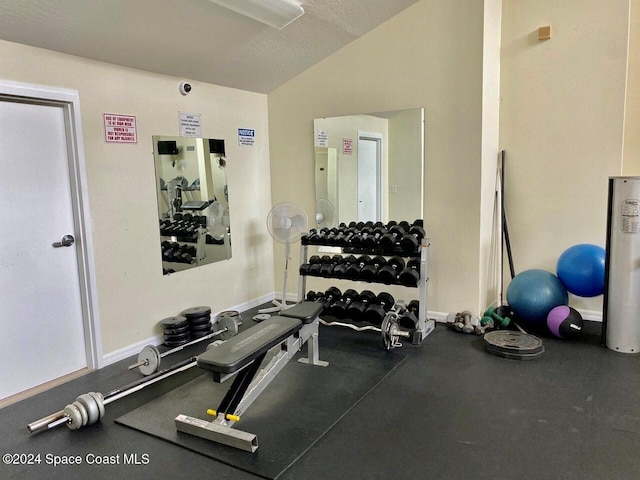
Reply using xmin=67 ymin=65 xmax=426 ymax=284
xmin=306 ymin=287 xmax=420 ymax=329
xmin=302 ymin=220 xmax=426 ymax=254
xmin=159 ymin=218 xmax=204 ymax=238
xmin=161 ymin=241 xmax=196 ymax=264
xmin=300 ymin=254 xmax=421 ymax=286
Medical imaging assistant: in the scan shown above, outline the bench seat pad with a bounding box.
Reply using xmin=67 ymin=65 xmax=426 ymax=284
xmin=197 ymin=315 xmax=302 ymax=374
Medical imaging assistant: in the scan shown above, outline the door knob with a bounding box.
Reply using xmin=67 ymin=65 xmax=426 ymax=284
xmin=52 ymin=234 xmax=75 ymax=248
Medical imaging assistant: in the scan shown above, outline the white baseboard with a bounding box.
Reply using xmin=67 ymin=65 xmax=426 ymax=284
xmin=102 ymin=293 xmax=277 ymax=367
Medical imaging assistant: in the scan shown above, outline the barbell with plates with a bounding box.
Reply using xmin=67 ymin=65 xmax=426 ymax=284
xmin=127 ymin=315 xmax=239 ymax=375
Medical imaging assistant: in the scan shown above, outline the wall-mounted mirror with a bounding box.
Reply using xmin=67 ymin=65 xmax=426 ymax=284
xmin=313 ymin=108 xmax=424 ymax=227
xmin=152 ymin=135 xmax=231 ymax=275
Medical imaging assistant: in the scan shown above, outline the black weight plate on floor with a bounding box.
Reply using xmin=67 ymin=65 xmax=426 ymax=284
xmin=160 ymin=315 xmax=189 ymax=330
xmin=190 ymin=322 xmax=212 ymax=332
xmin=163 ymin=325 xmax=191 ymax=336
xmin=188 ymin=315 xmax=212 ymax=327
xmin=484 ymin=331 xmax=544 ymax=360
xmin=191 ymin=328 xmax=214 ymax=339
xmin=181 ymin=306 xmax=212 ymax=318
xmin=164 ymin=338 xmax=191 ymax=348
xmin=164 ymin=331 xmax=191 ymax=342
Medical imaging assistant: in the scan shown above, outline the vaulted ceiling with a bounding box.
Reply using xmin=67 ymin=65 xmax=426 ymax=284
xmin=0 ymin=0 xmax=420 ymax=93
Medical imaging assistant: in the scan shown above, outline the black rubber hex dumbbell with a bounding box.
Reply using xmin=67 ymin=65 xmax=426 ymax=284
xmin=319 ymin=255 xmax=344 ymax=277
xmin=399 ymin=300 xmax=420 ymax=329
xmin=400 ymin=224 xmax=426 ymax=253
xmin=398 ymin=258 xmax=421 ymax=287
xmin=345 ymin=255 xmax=372 ymax=280
xmin=332 ymin=255 xmax=357 ymax=279
xmin=346 ymin=290 xmax=377 ymax=322
xmin=363 ymin=225 xmax=388 ymax=249
xmin=364 ymin=292 xmax=396 ymax=326
xmin=359 ymin=256 xmax=387 ymax=283
xmin=318 ymin=286 xmax=342 ymax=313
xmin=378 ymin=223 xmax=407 ymax=250
xmin=329 ymin=289 xmax=359 ymax=318
xmin=349 ymin=226 xmax=373 ymax=248
xmin=377 ymin=256 xmax=406 ymax=284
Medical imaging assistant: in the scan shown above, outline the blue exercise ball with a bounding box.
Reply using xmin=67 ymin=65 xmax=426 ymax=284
xmin=507 ymin=269 xmax=568 ymax=325
xmin=556 ymin=244 xmax=605 ymax=297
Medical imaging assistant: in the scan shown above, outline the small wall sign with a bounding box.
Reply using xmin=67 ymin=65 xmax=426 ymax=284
xmin=104 ymin=113 xmax=137 ymax=143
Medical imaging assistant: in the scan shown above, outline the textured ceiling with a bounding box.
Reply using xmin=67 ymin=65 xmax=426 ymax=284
xmin=0 ymin=0 xmax=419 ymax=93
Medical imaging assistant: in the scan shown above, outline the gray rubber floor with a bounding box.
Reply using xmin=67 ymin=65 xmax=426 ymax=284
xmin=1 ymin=305 xmax=639 ymax=480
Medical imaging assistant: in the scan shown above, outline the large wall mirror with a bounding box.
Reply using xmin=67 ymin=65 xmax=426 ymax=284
xmin=313 ymin=108 xmax=424 ymax=228
xmin=152 ymin=135 xmax=231 ymax=274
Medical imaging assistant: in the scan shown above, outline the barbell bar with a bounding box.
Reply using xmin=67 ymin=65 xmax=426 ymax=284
xmin=127 ymin=315 xmax=239 ymax=375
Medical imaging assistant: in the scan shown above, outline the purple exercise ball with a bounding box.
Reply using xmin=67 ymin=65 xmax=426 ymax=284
xmin=547 ymin=305 xmax=583 ymax=339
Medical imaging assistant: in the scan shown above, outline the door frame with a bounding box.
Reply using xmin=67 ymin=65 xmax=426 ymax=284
xmin=0 ymin=79 xmax=103 ymax=369
xmin=357 ymin=130 xmax=383 ymax=222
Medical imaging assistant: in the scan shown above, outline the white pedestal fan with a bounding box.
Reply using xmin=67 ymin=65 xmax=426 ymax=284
xmin=259 ymin=202 xmax=308 ymax=314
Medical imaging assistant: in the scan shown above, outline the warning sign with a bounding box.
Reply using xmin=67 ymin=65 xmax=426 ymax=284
xmin=238 ymin=128 xmax=255 ymax=146
xmin=104 ymin=113 xmax=137 ymax=143
xmin=342 ymin=138 xmax=353 ymax=155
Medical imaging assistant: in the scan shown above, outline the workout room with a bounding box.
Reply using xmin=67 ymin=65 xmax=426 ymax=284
xmin=1 ymin=1 xmax=639 ymax=479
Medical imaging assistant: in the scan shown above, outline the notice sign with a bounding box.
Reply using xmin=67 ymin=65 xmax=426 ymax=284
xmin=179 ymin=112 xmax=201 ymax=137
xmin=104 ymin=113 xmax=137 ymax=143
xmin=342 ymin=138 xmax=353 ymax=155
xmin=315 ymin=129 xmax=328 ymax=147
xmin=238 ymin=128 xmax=255 ymax=146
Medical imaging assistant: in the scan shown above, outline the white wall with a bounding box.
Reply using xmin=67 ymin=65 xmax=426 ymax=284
xmin=269 ymin=0 xmax=488 ymax=316
xmin=0 ymin=39 xmax=275 ymax=356
xmin=624 ymin=0 xmax=640 ymax=174
xmin=500 ymin=0 xmax=629 ymax=314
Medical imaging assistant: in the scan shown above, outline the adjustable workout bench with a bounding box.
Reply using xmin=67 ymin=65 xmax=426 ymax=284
xmin=175 ymin=301 xmax=327 ymax=452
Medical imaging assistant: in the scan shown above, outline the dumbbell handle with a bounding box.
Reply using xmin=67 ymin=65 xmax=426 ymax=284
xmin=127 ymin=326 xmax=228 ymax=370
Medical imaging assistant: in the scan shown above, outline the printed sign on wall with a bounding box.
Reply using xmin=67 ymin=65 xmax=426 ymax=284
xmin=342 ymin=138 xmax=353 ymax=155
xmin=238 ymin=128 xmax=255 ymax=146
xmin=104 ymin=113 xmax=137 ymax=143
xmin=315 ymin=129 xmax=328 ymax=147
xmin=179 ymin=112 xmax=201 ymax=137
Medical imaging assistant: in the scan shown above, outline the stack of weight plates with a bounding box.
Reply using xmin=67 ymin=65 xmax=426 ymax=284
xmin=484 ymin=330 xmax=545 ymax=360
xmin=160 ymin=315 xmax=191 ymax=347
xmin=181 ymin=306 xmax=213 ymax=339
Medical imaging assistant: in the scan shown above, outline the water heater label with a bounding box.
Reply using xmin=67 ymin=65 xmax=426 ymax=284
xmin=621 ymin=199 xmax=640 ymax=234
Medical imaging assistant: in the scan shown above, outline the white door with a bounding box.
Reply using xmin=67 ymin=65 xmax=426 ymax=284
xmin=357 ymin=132 xmax=382 ymax=222
xmin=0 ymin=98 xmax=89 ymax=399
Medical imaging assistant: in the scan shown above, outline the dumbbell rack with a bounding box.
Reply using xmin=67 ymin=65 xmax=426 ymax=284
xmin=297 ymin=238 xmax=435 ymax=345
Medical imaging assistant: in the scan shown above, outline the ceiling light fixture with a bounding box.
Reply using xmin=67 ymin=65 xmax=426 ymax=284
xmin=209 ymin=0 xmax=305 ymax=30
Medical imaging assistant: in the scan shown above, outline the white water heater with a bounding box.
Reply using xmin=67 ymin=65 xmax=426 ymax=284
xmin=603 ymin=177 xmax=640 ymax=353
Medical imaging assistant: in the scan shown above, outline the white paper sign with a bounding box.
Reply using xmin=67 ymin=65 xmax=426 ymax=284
xmin=315 ymin=129 xmax=328 ymax=147
xmin=104 ymin=113 xmax=137 ymax=143
xmin=238 ymin=128 xmax=255 ymax=146
xmin=179 ymin=112 xmax=201 ymax=137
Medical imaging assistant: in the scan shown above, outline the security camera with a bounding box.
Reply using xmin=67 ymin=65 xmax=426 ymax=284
xmin=179 ymin=82 xmax=192 ymax=95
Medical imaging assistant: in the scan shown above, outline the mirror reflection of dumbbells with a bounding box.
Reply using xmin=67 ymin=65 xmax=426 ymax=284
xmin=161 ymin=241 xmax=197 ymax=264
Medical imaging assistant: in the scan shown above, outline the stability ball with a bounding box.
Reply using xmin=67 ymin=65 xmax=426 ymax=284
xmin=506 ymin=269 xmax=568 ymax=325
xmin=547 ymin=305 xmax=583 ymax=339
xmin=556 ymin=244 xmax=605 ymax=297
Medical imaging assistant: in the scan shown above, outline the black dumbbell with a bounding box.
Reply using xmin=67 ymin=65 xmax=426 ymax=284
xmin=308 ymin=255 xmax=323 ymax=276
xmin=320 ymin=255 xmax=344 ymax=277
xmin=317 ymin=287 xmax=342 ymax=313
xmin=363 ymin=225 xmax=388 ymax=248
xmin=377 ymin=256 xmax=406 ymax=284
xmin=399 ymin=300 xmax=420 ymax=329
xmin=398 ymin=258 xmax=421 ymax=287
xmin=364 ymin=292 xmax=396 ymax=326
xmin=349 ymin=226 xmax=373 ymax=247
xmin=332 ymin=255 xmax=356 ymax=278
xmin=359 ymin=256 xmax=386 ymax=283
xmin=400 ymin=224 xmax=426 ymax=252
xmin=346 ymin=290 xmax=377 ymax=322
xmin=378 ymin=223 xmax=407 ymax=250
xmin=330 ymin=289 xmax=359 ymax=318
xmin=345 ymin=255 xmax=372 ymax=280
xmin=333 ymin=225 xmax=357 ymax=246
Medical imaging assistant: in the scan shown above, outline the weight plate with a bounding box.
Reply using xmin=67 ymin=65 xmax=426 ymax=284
xmin=190 ymin=322 xmax=212 ymax=332
xmin=160 ymin=315 xmax=189 ymax=329
xmin=163 ymin=331 xmax=191 ymax=342
xmin=188 ymin=316 xmax=212 ymax=327
xmin=219 ymin=315 xmax=239 ymax=340
xmin=381 ymin=315 xmax=396 ymax=351
xmin=64 ymin=403 xmax=83 ymax=430
xmin=163 ymin=324 xmax=190 ymax=336
xmin=484 ymin=331 xmax=545 ymax=360
xmin=77 ymin=394 xmax=100 ymax=425
xmin=253 ymin=313 xmax=271 ymax=322
xmin=138 ymin=344 xmax=161 ymax=376
xmin=88 ymin=392 xmax=105 ymax=420
xmin=216 ymin=310 xmax=243 ymax=326
xmin=72 ymin=400 xmax=88 ymax=427
xmin=182 ymin=306 xmax=212 ymax=318
xmin=164 ymin=338 xmax=190 ymax=348
xmin=191 ymin=328 xmax=214 ymax=339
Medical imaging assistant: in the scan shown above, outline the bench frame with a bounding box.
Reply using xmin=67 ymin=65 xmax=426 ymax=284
xmin=175 ymin=313 xmax=327 ymax=453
